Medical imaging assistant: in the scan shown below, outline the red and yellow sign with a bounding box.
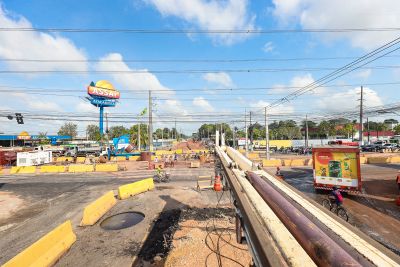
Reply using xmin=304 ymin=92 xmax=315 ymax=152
xmin=313 ymin=147 xmax=361 ymax=190
xmin=87 ymin=80 xmax=120 ymax=99
xmin=17 ymin=131 xmax=30 ymax=140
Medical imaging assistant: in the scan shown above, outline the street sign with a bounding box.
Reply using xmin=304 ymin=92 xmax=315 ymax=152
xmin=87 ymin=97 xmax=116 ymax=107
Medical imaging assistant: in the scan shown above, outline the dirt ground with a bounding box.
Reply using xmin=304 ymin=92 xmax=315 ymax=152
xmin=0 ymin=159 xmax=253 ymax=267
xmin=267 ymin=164 xmax=400 ymax=255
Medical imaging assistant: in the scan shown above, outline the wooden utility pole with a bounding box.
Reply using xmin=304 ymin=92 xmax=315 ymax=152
xmin=149 ymin=90 xmax=153 ymax=151
xmin=265 ymin=107 xmax=270 ymax=160
xmin=359 ymin=86 xmax=364 ymax=146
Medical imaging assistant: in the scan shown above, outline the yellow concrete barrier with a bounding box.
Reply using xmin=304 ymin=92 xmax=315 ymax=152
xmin=118 ymin=178 xmax=154 ymax=200
xmin=282 ymin=159 xmax=292 ymax=166
xmin=262 ymin=159 xmax=282 ymax=167
xmin=367 ymin=157 xmax=389 ymax=164
xmin=95 ymin=164 xmax=118 ymax=172
xmin=10 ymin=166 xmax=36 ymax=174
xmin=68 ymin=164 xmax=94 ymax=173
xmin=290 ymin=159 xmax=306 ymax=166
xmin=76 ymin=157 xmax=86 ymax=163
xmin=56 ymin=157 xmax=73 ymax=162
xmin=3 ymin=220 xmax=76 ymax=267
xmin=305 ymin=159 xmax=313 ymax=166
xmin=247 ymin=153 xmax=259 ymax=159
xmin=175 ymin=149 xmax=183 ymax=154
xmin=116 ymin=156 xmax=128 ymax=161
xmin=40 ymin=165 xmax=66 ymax=173
xmin=129 ymin=156 xmax=141 ymax=161
xmin=359 ymin=157 xmax=367 ymax=164
xmin=80 ymin=191 xmax=117 ymax=226
xmin=389 ymin=156 xmax=400 ymax=163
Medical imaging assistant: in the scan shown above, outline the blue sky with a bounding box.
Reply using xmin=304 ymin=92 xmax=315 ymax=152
xmin=0 ymin=0 xmax=400 ymax=135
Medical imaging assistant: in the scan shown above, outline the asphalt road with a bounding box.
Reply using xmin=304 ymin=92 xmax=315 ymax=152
xmin=0 ymin=168 xmax=218 ymax=266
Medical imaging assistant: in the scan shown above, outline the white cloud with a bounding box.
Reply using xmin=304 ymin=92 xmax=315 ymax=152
xmin=0 ymin=6 xmax=87 ymax=71
xmin=317 ymin=87 xmax=383 ymax=112
xmin=250 ymin=100 xmax=295 ymax=114
xmin=75 ymin=102 xmax=98 ymax=113
xmin=272 ymin=0 xmax=400 ymax=50
xmin=354 ymin=69 xmax=372 ymax=79
xmin=96 ymin=53 xmax=174 ymax=96
xmin=144 ymin=0 xmax=256 ymax=44
xmin=192 ymin=97 xmax=215 ymax=112
xmin=271 ymin=73 xmax=321 ymax=94
xmin=11 ymin=93 xmax=62 ymax=111
xmin=263 ymin=41 xmax=274 ymax=53
xmin=203 ymin=72 xmax=234 ymax=88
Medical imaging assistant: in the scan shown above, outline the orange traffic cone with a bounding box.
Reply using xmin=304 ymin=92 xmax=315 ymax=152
xmin=214 ymin=175 xmax=222 ymax=191
xmin=396 ymin=196 xmax=400 ymax=206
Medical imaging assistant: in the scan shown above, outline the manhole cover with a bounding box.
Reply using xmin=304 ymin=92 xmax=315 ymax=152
xmin=100 ymin=212 xmax=145 ymax=230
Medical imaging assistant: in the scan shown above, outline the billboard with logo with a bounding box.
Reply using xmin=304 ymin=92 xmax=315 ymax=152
xmin=312 ymin=146 xmax=361 ymax=191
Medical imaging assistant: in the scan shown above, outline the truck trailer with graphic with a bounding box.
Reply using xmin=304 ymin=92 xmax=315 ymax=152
xmin=312 ymin=146 xmax=362 ymax=192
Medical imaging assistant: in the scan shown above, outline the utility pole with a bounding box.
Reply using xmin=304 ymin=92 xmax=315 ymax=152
xmin=305 ymin=114 xmax=309 ymax=148
xmin=245 ymin=109 xmax=248 ymax=156
xmin=105 ymin=112 xmax=109 ymax=138
xmin=265 ymin=107 xmax=270 ymax=160
xmin=138 ymin=117 xmax=141 ymax=151
xmin=249 ymin=111 xmax=252 ymax=147
xmin=359 ymin=86 xmax=364 ymax=146
xmin=149 ymin=90 xmax=153 ymax=151
xmin=367 ymin=117 xmax=370 ymax=144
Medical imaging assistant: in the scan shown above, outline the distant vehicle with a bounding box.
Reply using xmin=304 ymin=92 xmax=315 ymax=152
xmin=17 ymin=146 xmax=52 ymax=166
xmin=371 ymin=141 xmax=386 ymax=151
xmin=328 ymin=140 xmax=359 ymax=146
xmin=383 ymin=143 xmax=395 ymax=150
xmin=63 ymin=145 xmax=102 ymax=157
xmin=361 ymin=145 xmax=374 ymax=152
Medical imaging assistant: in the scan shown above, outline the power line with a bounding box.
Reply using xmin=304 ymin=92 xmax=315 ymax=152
xmin=0 ymin=81 xmax=400 ymax=93
xmin=263 ymin=36 xmax=400 ymax=111
xmin=1 ymin=54 xmax=400 ymax=63
xmin=1 ymin=65 xmax=400 ymax=74
xmin=0 ymin=27 xmax=399 ymax=33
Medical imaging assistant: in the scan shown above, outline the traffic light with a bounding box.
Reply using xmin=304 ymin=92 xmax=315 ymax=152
xmin=15 ymin=113 xmax=24 ymax=124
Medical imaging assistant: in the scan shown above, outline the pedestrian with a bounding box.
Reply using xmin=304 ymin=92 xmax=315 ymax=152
xmin=154 ymin=156 xmax=159 ymax=163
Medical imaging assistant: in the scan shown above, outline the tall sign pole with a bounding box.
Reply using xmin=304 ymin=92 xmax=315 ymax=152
xmin=86 ymin=80 xmax=120 ymax=139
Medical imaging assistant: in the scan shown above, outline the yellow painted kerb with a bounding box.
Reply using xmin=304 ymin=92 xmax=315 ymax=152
xmin=80 ymin=191 xmax=117 ymax=226
xmin=118 ymin=178 xmax=154 ymax=200
xmin=3 ymin=220 xmax=76 ymax=267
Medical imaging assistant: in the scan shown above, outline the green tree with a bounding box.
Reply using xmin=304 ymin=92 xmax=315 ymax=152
xmin=394 ymin=124 xmax=400 ymax=135
xmin=86 ymin=124 xmax=101 ymax=141
xmin=108 ymin=126 xmax=129 ymax=139
xmin=317 ymin=121 xmax=335 ymax=138
xmin=58 ymin=122 xmax=77 ymax=138
xmin=38 ymin=131 xmax=50 ymax=145
xmin=129 ymin=124 xmax=148 ymax=148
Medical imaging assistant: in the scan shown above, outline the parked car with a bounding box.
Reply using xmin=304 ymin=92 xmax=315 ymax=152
xmin=383 ymin=143 xmax=395 ymax=150
xmin=361 ymin=145 xmax=374 ymax=152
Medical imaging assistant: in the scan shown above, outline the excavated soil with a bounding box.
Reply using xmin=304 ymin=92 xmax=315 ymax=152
xmin=134 ymin=207 xmax=251 ymax=267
